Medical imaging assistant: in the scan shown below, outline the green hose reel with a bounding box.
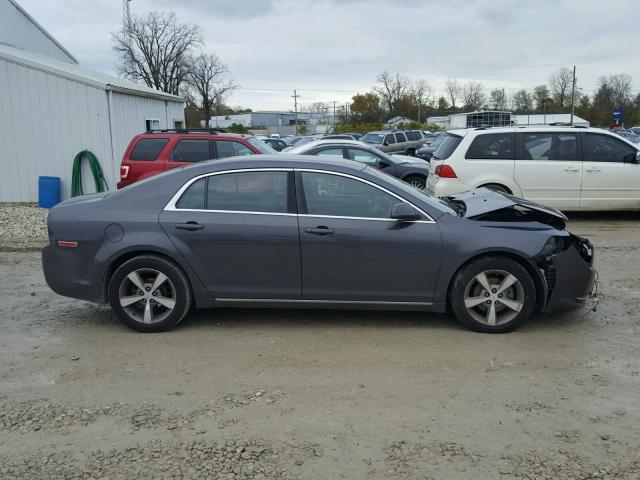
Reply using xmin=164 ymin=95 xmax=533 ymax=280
xmin=71 ymin=150 xmax=108 ymax=197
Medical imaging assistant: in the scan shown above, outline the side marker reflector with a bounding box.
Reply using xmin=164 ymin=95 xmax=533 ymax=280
xmin=57 ymin=241 xmax=78 ymax=248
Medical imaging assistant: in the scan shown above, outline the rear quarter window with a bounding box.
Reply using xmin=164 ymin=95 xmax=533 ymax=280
xmin=433 ymin=135 xmax=462 ymax=159
xmin=129 ymin=138 xmax=169 ymax=161
xmin=405 ymin=131 xmax=420 ymax=141
xmin=465 ymin=133 xmax=514 ymax=160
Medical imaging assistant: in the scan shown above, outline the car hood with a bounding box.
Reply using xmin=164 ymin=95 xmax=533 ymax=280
xmin=391 ymin=154 xmax=428 ymax=164
xmin=446 ymin=188 xmax=568 ymax=228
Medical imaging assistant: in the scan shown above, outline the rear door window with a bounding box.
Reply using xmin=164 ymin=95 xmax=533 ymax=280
xmin=130 ymin=138 xmax=169 ymax=161
xmin=207 ymin=171 xmax=288 ymax=213
xmin=384 ymin=134 xmax=396 ymax=145
xmin=465 ymin=133 xmax=514 ymax=159
xmin=175 ymin=178 xmax=206 ymax=209
xmin=170 ymin=139 xmax=211 ymax=162
xmin=314 ymin=148 xmax=345 ymax=157
xmin=522 ymin=133 xmax=577 ymax=161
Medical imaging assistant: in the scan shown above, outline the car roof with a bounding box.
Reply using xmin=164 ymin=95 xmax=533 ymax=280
xmin=286 ymin=139 xmax=366 ymax=152
xmin=136 ymin=131 xmax=251 ymax=140
xmin=177 ymin=154 xmax=368 ymax=176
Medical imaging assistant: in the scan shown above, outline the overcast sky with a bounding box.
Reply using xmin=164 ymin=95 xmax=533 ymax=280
xmin=19 ymin=0 xmax=640 ymax=111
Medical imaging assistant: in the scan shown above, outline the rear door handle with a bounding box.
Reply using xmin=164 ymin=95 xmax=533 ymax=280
xmin=174 ymin=221 xmax=204 ymax=231
xmin=564 ymin=168 xmax=580 ymax=172
xmin=585 ymin=168 xmax=601 ymax=172
xmin=305 ymin=226 xmax=334 ymax=236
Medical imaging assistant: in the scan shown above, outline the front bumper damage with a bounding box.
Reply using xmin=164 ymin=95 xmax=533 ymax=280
xmin=537 ymin=235 xmax=597 ymax=312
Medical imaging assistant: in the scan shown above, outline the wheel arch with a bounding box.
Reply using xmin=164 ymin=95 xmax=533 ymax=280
xmin=477 ymin=183 xmax=513 ymax=194
xmin=445 ymin=250 xmax=547 ymax=312
xmin=101 ymin=249 xmax=197 ymax=304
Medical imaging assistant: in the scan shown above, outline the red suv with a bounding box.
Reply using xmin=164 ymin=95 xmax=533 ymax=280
xmin=117 ymin=129 xmax=275 ymax=189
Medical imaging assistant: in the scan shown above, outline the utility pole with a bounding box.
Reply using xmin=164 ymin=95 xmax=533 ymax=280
xmin=122 ymin=0 xmax=132 ymax=50
xmin=332 ymin=101 xmax=338 ymax=130
xmin=292 ymin=90 xmax=300 ymax=134
xmin=570 ymin=65 xmax=576 ymax=126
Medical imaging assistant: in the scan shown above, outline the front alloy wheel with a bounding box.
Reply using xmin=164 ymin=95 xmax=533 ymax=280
xmin=450 ymin=256 xmax=535 ymax=333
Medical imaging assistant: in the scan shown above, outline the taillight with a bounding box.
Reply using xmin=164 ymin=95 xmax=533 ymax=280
xmin=434 ymin=164 xmax=457 ymax=178
xmin=120 ymin=165 xmax=130 ymax=179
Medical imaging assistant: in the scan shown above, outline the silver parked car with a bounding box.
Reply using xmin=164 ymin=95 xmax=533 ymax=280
xmin=361 ymin=130 xmax=427 ymax=156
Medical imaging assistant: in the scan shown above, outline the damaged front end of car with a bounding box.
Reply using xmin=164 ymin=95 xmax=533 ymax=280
xmin=446 ymin=188 xmax=598 ymax=312
xmin=534 ymin=233 xmax=596 ymax=312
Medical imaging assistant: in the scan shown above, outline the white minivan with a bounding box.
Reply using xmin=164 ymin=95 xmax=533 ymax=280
xmin=426 ymin=126 xmax=640 ymax=211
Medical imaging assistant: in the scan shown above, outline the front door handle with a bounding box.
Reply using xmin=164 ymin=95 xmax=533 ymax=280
xmin=564 ymin=167 xmax=580 ymax=172
xmin=585 ymin=168 xmax=601 ymax=172
xmin=175 ymin=221 xmax=204 ymax=231
xmin=305 ymin=226 xmax=334 ymax=236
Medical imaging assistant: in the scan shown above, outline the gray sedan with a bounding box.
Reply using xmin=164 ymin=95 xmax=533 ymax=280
xmin=285 ymin=139 xmax=430 ymax=189
xmin=42 ymin=156 xmax=596 ymax=333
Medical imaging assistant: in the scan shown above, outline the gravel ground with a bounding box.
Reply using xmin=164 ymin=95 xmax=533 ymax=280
xmin=0 ymin=205 xmax=48 ymax=251
xmin=0 ymin=211 xmax=639 ymax=479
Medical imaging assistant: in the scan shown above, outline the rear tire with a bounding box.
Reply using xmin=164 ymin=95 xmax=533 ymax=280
xmin=404 ymin=175 xmax=426 ymax=190
xmin=405 ymin=148 xmax=416 ymax=156
xmin=450 ymin=256 xmax=536 ymax=333
xmin=108 ymin=255 xmax=192 ymax=332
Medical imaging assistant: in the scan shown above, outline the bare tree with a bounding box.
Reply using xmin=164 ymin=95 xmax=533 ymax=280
xmin=549 ymin=67 xmax=575 ymax=110
xmin=444 ymin=77 xmax=462 ymax=111
xmin=461 ymin=81 xmax=485 ymax=111
xmin=374 ymin=71 xmax=411 ymax=114
xmin=488 ymin=89 xmax=507 ymax=110
xmin=512 ymin=89 xmax=533 ymax=113
xmin=113 ymin=11 xmax=202 ymax=95
xmin=184 ymin=52 xmax=237 ymax=128
xmin=411 ymin=79 xmax=433 ymax=122
xmin=304 ymin=102 xmax=329 ymax=114
xmin=606 ymin=73 xmax=633 ymax=106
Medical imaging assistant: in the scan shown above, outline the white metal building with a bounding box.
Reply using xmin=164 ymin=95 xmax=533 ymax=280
xmin=428 ymin=112 xmax=589 ymax=130
xmin=0 ymin=1 xmax=185 ymax=202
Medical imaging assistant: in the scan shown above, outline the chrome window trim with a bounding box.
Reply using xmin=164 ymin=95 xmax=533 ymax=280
xmin=164 ymin=167 xmax=435 ymax=224
xmin=164 ymin=168 xmax=293 ymax=211
xmin=296 ymin=168 xmax=435 ymax=222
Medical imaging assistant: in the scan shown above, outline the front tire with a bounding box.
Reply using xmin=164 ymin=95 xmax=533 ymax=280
xmin=449 ymin=256 xmax=536 ymax=333
xmin=404 ymin=175 xmax=426 ymax=190
xmin=108 ymin=255 xmax=192 ymax=332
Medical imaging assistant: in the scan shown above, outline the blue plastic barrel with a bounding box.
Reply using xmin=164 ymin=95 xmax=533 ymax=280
xmin=38 ymin=176 xmax=61 ymax=208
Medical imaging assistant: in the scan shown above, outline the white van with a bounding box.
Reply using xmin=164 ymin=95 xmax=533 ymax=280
xmin=426 ymin=126 xmax=640 ymax=211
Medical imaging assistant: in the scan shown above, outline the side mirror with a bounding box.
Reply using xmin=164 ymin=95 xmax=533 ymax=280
xmin=390 ymin=202 xmax=421 ymax=221
xmin=624 ymin=152 xmax=640 ymax=164
xmin=383 ymin=141 xmax=389 ymax=146
xmin=378 ymin=160 xmax=390 ymax=168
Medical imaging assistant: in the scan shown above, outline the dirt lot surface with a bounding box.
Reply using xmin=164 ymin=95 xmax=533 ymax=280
xmin=1 ymin=212 xmax=639 ymax=479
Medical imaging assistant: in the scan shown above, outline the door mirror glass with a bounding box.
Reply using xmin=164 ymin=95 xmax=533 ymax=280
xmin=389 ymin=202 xmax=421 ymax=221
xmin=383 ymin=141 xmax=389 ymax=146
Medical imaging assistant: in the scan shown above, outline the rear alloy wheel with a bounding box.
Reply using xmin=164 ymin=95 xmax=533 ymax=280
xmin=108 ymin=255 xmax=192 ymax=332
xmin=405 ymin=175 xmax=426 ymax=190
xmin=450 ymin=256 xmax=535 ymax=333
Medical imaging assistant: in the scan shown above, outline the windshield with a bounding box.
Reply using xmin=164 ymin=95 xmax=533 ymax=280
xmin=432 ymin=134 xmax=462 ymax=160
xmin=362 ymin=133 xmax=384 ymax=144
xmin=247 ymin=137 xmax=276 ymax=154
xmin=363 ymin=166 xmax=457 ymax=216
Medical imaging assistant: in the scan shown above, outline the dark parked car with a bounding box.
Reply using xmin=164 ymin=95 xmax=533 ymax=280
xmin=285 ymin=139 xmax=430 ymax=189
xmin=415 ymin=134 xmax=446 ymax=160
xmin=43 ymin=156 xmax=596 ymax=334
xmin=262 ymin=138 xmax=288 ymax=151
